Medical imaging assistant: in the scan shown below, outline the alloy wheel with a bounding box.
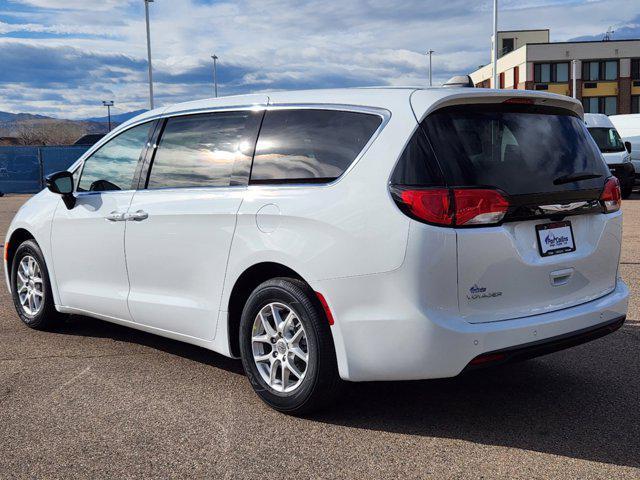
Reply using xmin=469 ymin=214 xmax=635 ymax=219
xmin=15 ymin=255 xmax=44 ymax=316
xmin=251 ymin=302 xmax=309 ymax=393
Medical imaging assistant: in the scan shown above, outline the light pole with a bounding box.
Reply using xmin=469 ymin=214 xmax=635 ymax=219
xmin=211 ymin=54 xmax=218 ymax=97
xmin=144 ymin=0 xmax=155 ymax=109
xmin=426 ymin=49 xmax=435 ymax=86
xmin=492 ymin=0 xmax=498 ymax=89
xmin=102 ymin=100 xmax=114 ymax=132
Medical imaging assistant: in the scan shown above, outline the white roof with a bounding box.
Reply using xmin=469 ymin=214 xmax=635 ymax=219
xmin=584 ymin=113 xmax=614 ymax=129
xmin=118 ymin=86 xmax=585 ymax=131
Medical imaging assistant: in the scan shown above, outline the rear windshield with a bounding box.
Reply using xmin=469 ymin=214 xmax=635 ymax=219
xmin=587 ymin=127 xmax=626 ymax=153
xmin=417 ymin=104 xmax=609 ymax=195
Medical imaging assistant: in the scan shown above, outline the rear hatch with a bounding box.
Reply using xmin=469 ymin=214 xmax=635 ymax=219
xmin=404 ymin=93 xmax=621 ymax=323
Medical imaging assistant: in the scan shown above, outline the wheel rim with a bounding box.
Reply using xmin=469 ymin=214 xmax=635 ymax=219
xmin=16 ymin=255 xmax=44 ymax=316
xmin=251 ymin=302 xmax=309 ymax=393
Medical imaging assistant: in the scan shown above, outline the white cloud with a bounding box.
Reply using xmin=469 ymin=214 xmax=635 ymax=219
xmin=0 ymin=0 xmax=638 ymax=118
xmin=8 ymin=0 xmax=131 ymax=11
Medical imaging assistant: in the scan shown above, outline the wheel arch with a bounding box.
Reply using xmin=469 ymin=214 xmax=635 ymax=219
xmin=226 ymin=262 xmax=307 ymax=357
xmin=5 ymin=228 xmax=36 ymax=282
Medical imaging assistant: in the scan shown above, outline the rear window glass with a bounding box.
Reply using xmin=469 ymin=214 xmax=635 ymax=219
xmin=419 ymin=104 xmax=609 ymax=195
xmin=250 ymin=109 xmax=382 ymax=184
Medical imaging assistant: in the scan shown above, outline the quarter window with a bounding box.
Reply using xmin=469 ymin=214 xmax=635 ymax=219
xmin=250 ymin=109 xmax=382 ymax=184
xmin=78 ymin=122 xmax=151 ymax=192
xmin=147 ymin=111 xmax=262 ymax=189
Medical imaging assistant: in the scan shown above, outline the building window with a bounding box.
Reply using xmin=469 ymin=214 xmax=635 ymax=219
xmin=633 ymin=96 xmax=640 ymax=114
xmin=534 ymin=62 xmax=569 ymax=83
xmin=582 ymin=60 xmax=618 ymax=81
xmin=556 ymin=63 xmax=569 ymax=82
xmin=502 ymin=38 xmax=514 ymax=55
xmin=582 ymin=96 xmax=617 ymax=115
xmin=632 ymin=59 xmax=640 ymax=80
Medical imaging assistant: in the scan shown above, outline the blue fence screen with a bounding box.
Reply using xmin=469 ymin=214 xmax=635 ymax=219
xmin=0 ymin=146 xmax=89 ymax=194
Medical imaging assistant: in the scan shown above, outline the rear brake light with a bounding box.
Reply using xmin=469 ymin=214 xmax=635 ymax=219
xmin=600 ymin=177 xmax=621 ymax=213
xmin=454 ymin=189 xmax=510 ymax=225
xmin=502 ymin=98 xmax=535 ymax=105
xmin=391 ymin=187 xmax=509 ymax=227
xmin=396 ymin=188 xmax=453 ymax=225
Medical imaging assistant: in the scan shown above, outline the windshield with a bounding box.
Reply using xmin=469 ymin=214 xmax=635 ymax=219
xmin=587 ymin=127 xmax=626 ymax=153
xmin=421 ymin=104 xmax=609 ymax=195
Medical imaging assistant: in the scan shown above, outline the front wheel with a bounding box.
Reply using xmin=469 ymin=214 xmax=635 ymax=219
xmin=239 ymin=277 xmax=339 ymax=415
xmin=10 ymin=239 xmax=61 ymax=330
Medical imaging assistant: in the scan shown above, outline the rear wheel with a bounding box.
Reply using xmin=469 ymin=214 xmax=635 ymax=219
xmin=10 ymin=239 xmax=61 ymax=330
xmin=239 ymin=277 xmax=339 ymax=415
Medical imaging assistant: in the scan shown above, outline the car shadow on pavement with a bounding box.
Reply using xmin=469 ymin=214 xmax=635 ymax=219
xmin=314 ymin=322 xmax=640 ymax=469
xmin=53 ymin=314 xmax=245 ymax=376
xmin=50 ymin=314 xmax=640 ymax=469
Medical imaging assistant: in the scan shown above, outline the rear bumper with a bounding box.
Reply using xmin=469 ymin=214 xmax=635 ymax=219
xmin=317 ymin=276 xmax=628 ymax=382
xmin=465 ymin=315 xmax=625 ymax=370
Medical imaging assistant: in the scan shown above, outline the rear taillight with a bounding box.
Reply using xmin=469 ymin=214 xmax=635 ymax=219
xmin=600 ymin=177 xmax=621 ymax=213
xmin=454 ymin=189 xmax=510 ymax=225
xmin=396 ymin=188 xmax=453 ymax=225
xmin=391 ymin=186 xmax=509 ymax=227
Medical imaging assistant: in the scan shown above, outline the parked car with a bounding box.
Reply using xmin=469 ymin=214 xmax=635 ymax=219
xmin=584 ymin=113 xmax=634 ymax=198
xmin=4 ymin=88 xmax=628 ymax=414
xmin=610 ymin=114 xmax=640 ymax=187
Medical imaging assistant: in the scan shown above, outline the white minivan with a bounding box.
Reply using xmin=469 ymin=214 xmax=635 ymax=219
xmin=610 ymin=113 xmax=640 ymax=187
xmin=4 ymin=87 xmax=628 ymax=414
xmin=584 ymin=113 xmax=635 ymax=198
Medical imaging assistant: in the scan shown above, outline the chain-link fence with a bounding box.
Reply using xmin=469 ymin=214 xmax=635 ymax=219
xmin=0 ymin=146 xmax=89 ymax=194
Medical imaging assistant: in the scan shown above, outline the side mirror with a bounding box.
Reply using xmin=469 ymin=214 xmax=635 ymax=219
xmin=45 ymin=171 xmax=76 ymax=209
xmin=625 ymin=141 xmax=632 ymax=154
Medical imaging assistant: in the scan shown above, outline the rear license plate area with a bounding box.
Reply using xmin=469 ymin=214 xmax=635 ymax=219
xmin=536 ymin=221 xmax=576 ymax=257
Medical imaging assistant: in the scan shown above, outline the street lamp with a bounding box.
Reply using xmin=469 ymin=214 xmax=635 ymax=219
xmin=102 ymin=100 xmax=114 ymax=132
xmin=426 ymin=49 xmax=435 ymax=86
xmin=492 ymin=0 xmax=498 ymax=89
xmin=144 ymin=0 xmax=155 ymax=109
xmin=211 ymin=54 xmax=218 ymax=98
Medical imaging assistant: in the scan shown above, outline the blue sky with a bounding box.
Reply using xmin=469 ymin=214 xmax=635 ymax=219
xmin=0 ymin=0 xmax=638 ymax=119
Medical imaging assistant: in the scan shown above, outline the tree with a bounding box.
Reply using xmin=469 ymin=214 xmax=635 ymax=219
xmin=15 ymin=121 xmax=87 ymax=146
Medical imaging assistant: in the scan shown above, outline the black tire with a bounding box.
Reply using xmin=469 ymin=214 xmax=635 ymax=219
xmin=10 ymin=239 xmax=61 ymax=330
xmin=239 ymin=277 xmax=340 ymax=415
xmin=622 ymin=186 xmax=633 ymax=199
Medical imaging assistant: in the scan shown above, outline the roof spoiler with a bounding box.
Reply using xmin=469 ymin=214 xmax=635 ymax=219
xmin=443 ymin=75 xmax=475 ymax=88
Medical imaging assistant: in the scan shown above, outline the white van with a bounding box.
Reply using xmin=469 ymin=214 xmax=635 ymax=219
xmin=4 ymin=88 xmax=628 ymax=414
xmin=610 ymin=113 xmax=640 ymax=186
xmin=584 ymin=113 xmax=634 ymax=198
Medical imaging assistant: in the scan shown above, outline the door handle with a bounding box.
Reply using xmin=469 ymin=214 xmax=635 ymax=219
xmin=105 ymin=211 xmax=126 ymax=222
xmin=550 ymin=268 xmax=574 ymax=286
xmin=125 ymin=210 xmax=149 ymax=222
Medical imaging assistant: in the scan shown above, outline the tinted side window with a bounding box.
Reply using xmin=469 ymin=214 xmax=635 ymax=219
xmin=147 ymin=111 xmax=262 ymax=189
xmin=78 ymin=122 xmax=151 ymax=192
xmin=251 ymin=109 xmax=382 ymax=184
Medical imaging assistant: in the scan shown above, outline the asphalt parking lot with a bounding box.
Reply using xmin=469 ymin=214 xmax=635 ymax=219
xmin=1 ymin=194 xmax=639 ymax=479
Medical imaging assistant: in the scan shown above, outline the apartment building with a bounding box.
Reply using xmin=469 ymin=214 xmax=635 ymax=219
xmin=470 ymin=29 xmax=640 ymax=115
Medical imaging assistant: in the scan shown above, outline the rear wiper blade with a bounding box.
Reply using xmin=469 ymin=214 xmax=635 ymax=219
xmin=553 ymin=172 xmax=603 ymax=185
